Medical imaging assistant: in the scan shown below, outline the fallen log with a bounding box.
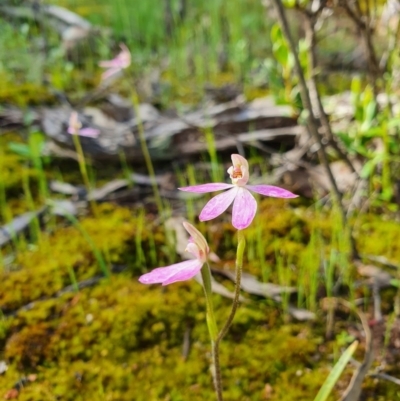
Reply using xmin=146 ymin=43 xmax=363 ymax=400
xmin=39 ymin=96 xmax=300 ymax=162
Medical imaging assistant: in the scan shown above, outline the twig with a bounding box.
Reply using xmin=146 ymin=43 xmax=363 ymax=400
xmin=267 ymin=0 xmax=352 ymax=254
xmin=369 ymin=372 xmax=400 ymax=386
xmin=339 ymin=0 xmax=380 ymax=96
xmin=301 ymin=7 xmax=358 ymax=176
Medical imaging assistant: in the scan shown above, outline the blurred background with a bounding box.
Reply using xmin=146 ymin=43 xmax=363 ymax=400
xmin=1 ymin=1 xmax=400 ymax=400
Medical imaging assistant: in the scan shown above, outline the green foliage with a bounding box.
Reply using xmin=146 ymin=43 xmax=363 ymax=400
xmin=267 ymin=23 xmax=305 ymax=108
xmin=0 ymin=0 xmax=273 ymax=107
xmin=313 ymin=341 xmax=358 ymax=401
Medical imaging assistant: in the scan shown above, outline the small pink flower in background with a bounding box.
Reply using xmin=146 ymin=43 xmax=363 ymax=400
xmin=139 ymin=222 xmax=209 ymax=286
xmin=99 ymin=43 xmax=131 ymax=81
xmin=68 ymin=112 xmax=100 ymax=138
xmin=179 ymin=154 xmax=298 ymax=230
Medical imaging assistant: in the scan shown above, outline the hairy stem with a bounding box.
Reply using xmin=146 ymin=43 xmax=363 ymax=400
xmin=201 ymin=263 xmax=221 ymax=400
xmin=217 ymin=231 xmax=245 ymax=341
xmin=211 ymin=230 xmax=246 ymax=400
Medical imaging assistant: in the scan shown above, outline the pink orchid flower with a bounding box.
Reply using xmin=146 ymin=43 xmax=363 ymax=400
xmin=99 ymin=43 xmax=131 ymax=81
xmin=139 ymin=222 xmax=209 ymax=286
xmin=179 ymin=154 xmax=298 ymax=230
xmin=68 ymin=112 xmax=100 ymax=138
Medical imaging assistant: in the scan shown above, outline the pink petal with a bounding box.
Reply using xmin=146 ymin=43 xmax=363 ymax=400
xmin=246 ymin=185 xmax=298 ymax=198
xmin=101 ymin=67 xmax=121 ymax=80
xmin=138 ymin=259 xmax=203 ymax=286
xmin=199 ymin=187 xmax=239 ymax=221
xmin=232 ymin=188 xmax=257 ymax=230
xmin=99 ymin=60 xmax=120 ymax=68
xmin=78 ymin=128 xmax=100 ymax=138
xmin=179 ymin=183 xmax=234 ymax=193
xmin=182 ymin=222 xmax=209 ymax=257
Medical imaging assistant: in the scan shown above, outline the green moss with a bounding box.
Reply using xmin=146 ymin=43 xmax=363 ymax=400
xmin=0 ymin=204 xmax=146 ymax=312
xmin=1 ymin=198 xmax=400 ymax=399
xmin=355 ymin=214 xmax=400 ymax=261
xmin=0 ymin=82 xmax=54 ymax=107
xmin=0 ymin=133 xmax=37 ymax=194
xmin=0 ymin=276 xmax=333 ymax=401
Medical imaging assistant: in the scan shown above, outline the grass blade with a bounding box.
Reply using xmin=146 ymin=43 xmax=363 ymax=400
xmin=313 ymin=340 xmax=359 ymax=401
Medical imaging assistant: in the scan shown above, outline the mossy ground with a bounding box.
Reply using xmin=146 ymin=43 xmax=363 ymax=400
xmin=1 ymin=191 xmax=400 ymax=399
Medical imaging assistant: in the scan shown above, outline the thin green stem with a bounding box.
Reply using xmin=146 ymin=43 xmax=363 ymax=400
xmin=201 ymin=263 xmax=218 ymax=340
xmin=212 ymin=230 xmax=246 ymax=401
xmin=130 ymin=89 xmax=164 ymax=215
xmin=71 ymin=133 xmax=97 ymax=215
xmin=22 ymin=170 xmax=41 ymax=244
xmin=211 ymin=340 xmax=222 ymax=401
xmin=217 ymin=230 xmax=245 ymax=341
xmin=201 ymin=263 xmax=220 ymax=401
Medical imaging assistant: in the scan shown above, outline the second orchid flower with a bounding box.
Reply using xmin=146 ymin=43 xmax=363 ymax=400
xmin=139 ymin=222 xmax=209 ymax=286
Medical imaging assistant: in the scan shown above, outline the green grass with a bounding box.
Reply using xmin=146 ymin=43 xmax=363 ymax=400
xmin=1 ymin=0 xmax=275 ymax=107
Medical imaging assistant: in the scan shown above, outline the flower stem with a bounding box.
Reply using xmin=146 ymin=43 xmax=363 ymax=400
xmin=201 ymin=263 xmax=221 ymax=400
xmin=212 ymin=230 xmax=246 ymax=401
xmin=130 ymin=89 xmax=164 ymax=215
xmin=201 ymin=263 xmax=218 ymax=340
xmin=71 ymin=133 xmax=97 ymax=215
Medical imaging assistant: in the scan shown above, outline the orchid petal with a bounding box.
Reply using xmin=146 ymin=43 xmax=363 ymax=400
xmin=101 ymin=68 xmax=121 ymax=81
xmin=68 ymin=111 xmax=81 ymax=134
xmin=246 ymin=185 xmax=298 ymax=198
xmin=78 ymin=128 xmax=100 ymax=138
xmin=138 ymin=259 xmax=203 ymax=286
xmin=199 ymin=187 xmax=239 ymax=222
xmin=162 ymin=260 xmax=203 ymax=285
xmin=99 ymin=44 xmax=131 ymax=70
xmin=185 ymin=243 xmax=203 ymax=262
xmin=98 ymin=60 xmax=120 ymax=68
xmin=232 ymin=188 xmax=257 ymax=230
xmin=179 ymin=183 xmax=234 ymax=193
xmin=182 ymin=222 xmax=209 ymax=257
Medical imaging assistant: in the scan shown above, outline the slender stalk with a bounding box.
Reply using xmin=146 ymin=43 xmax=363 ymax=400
xmin=217 ymin=231 xmax=245 ymax=341
xmin=130 ymin=89 xmax=164 ymax=215
xmin=209 ymin=230 xmax=246 ymax=401
xmin=211 ymin=340 xmax=222 ymax=401
xmin=201 ymin=263 xmax=218 ymax=340
xmin=22 ymin=170 xmax=41 ymax=244
xmin=71 ymin=133 xmax=98 ymax=215
xmin=200 ymin=263 xmax=220 ymax=400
